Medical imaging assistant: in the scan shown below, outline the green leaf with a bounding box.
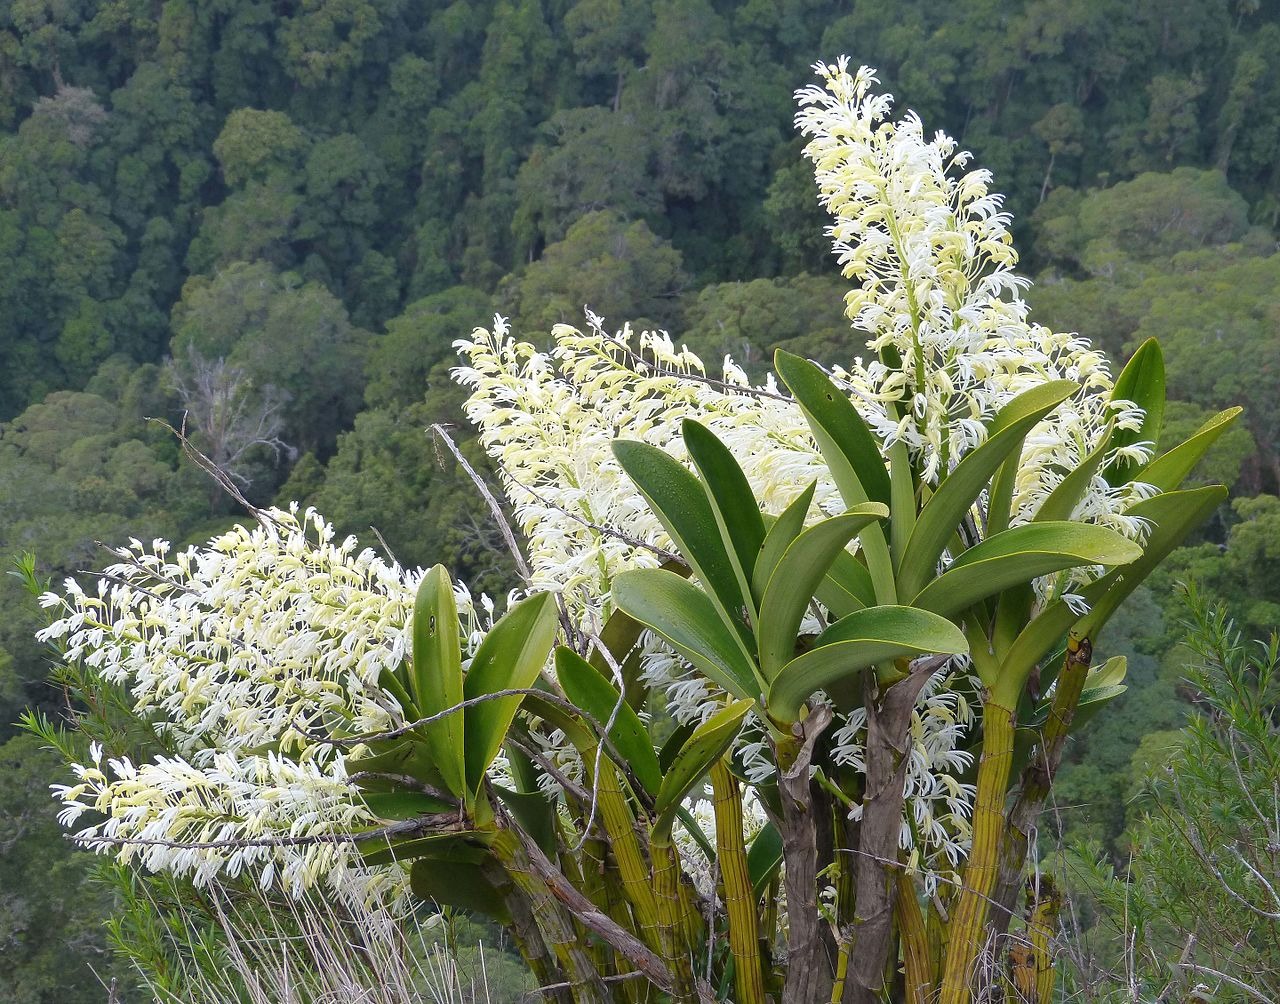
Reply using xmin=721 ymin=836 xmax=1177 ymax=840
xmin=747 ymin=820 xmax=784 ymax=898
xmin=1028 ymin=684 xmax=1128 ymax=730
xmin=410 ymin=858 xmax=510 ymax=921
xmin=1104 ymin=338 xmax=1165 ymax=487
xmin=1087 ymin=654 xmax=1128 ymax=690
xmin=652 ymin=699 xmax=753 ymax=839
xmin=555 ymin=647 xmax=661 ymax=795
xmin=613 ymin=439 xmax=754 ymax=651
xmin=1003 ymin=486 xmax=1227 ymax=690
xmin=757 ymin=504 xmax=889 ymax=680
xmin=613 ymin=569 xmax=763 ymax=700
xmin=1140 ymin=407 xmax=1242 ymax=493
xmin=361 ymin=832 xmax=490 ymax=867
xmin=462 ymin=592 xmax=560 ymax=795
xmin=898 ymin=381 xmax=1078 ymax=599
xmin=767 ymin=607 xmax=967 ymax=721
xmin=751 ymin=482 xmax=815 ymax=603
xmin=814 ymin=548 xmax=877 ymax=617
xmin=911 ymin=523 xmax=1143 ymax=619
xmin=495 ymin=786 xmax=558 ymax=857
xmin=774 ymin=350 xmax=891 ymax=507
xmin=774 ymin=350 xmax=897 ymax=602
xmin=658 ymin=718 xmax=698 ymax=774
xmin=359 ymin=790 xmax=456 ymax=819
xmin=590 ymin=605 xmax=648 ymax=705
xmin=411 ymin=565 xmax=467 ymax=800
xmin=683 ymin=419 xmax=766 ymax=608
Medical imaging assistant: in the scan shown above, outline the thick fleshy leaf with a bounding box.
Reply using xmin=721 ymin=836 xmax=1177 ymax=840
xmin=555 ymin=647 xmax=662 ymax=795
xmin=767 ymin=607 xmax=967 ymax=721
xmin=495 ymin=786 xmax=558 ymax=857
xmin=361 ymin=831 xmax=490 ymax=867
xmin=590 ymin=605 xmax=648 ymax=702
xmin=613 ymin=439 xmax=754 ymax=651
xmin=774 ymin=350 xmax=892 ymax=507
xmin=613 ymin=569 xmax=763 ymax=700
xmin=911 ymin=523 xmax=1143 ymax=618
xmin=1087 ymin=654 xmax=1128 ymax=690
xmin=358 ymin=790 xmax=456 ymax=820
xmin=757 ymin=505 xmax=888 ymax=680
xmin=652 ymin=699 xmax=753 ymax=838
xmin=411 ymin=566 xmax=467 ymax=800
xmin=1002 ymin=486 xmax=1227 ymax=691
xmin=462 ymin=592 xmax=560 ymax=794
xmin=1028 ymin=683 xmax=1128 ymax=730
xmin=898 ymin=381 xmax=1078 ymax=599
xmin=410 ymin=857 xmax=510 ymax=921
xmin=747 ymin=821 xmax=784 ymax=898
xmin=683 ymin=419 xmax=766 ymax=609
xmin=1104 ymin=338 xmax=1166 ymax=487
xmin=751 ymin=482 xmax=816 ymax=604
xmin=1140 ymin=407 xmax=1242 ymax=492
xmin=815 ymin=548 xmax=877 ymax=617
xmin=774 ymin=350 xmax=897 ymax=603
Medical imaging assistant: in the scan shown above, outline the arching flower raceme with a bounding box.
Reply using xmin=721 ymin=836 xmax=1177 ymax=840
xmin=796 ymin=58 xmax=1153 ymax=529
xmin=39 ymin=506 xmax=488 ymax=901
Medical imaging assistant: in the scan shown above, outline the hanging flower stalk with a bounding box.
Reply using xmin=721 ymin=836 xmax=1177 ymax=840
xmin=31 ymin=59 xmax=1240 ymax=1004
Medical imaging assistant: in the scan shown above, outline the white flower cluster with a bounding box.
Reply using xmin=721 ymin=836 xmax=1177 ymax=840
xmin=454 ymin=311 xmax=833 ymax=637
xmin=53 ymin=741 xmax=402 ymax=902
xmin=796 ymin=58 xmax=1153 ymax=531
xmin=39 ymin=505 xmax=485 ymax=898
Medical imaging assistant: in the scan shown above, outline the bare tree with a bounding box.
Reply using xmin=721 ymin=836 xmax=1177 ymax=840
xmin=166 ymin=346 xmax=296 ymax=510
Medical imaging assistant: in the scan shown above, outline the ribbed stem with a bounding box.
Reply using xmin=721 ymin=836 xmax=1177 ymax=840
xmin=490 ymin=828 xmax=609 ymax=1003
xmin=897 ymin=871 xmax=931 ymax=1004
xmin=651 ymin=838 xmax=697 ymax=1002
xmin=594 ymin=755 xmax=664 ymax=955
xmin=939 ymin=699 xmax=1016 ymax=1004
xmin=711 ymin=759 xmax=766 ymax=1004
xmin=991 ymin=638 xmax=1094 ymax=941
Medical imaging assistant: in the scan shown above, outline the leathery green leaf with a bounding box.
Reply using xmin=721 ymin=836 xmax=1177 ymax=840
xmin=683 ymin=418 xmax=766 ymax=613
xmin=411 ymin=565 xmax=467 ymax=801
xmin=757 ymin=504 xmax=888 ymax=680
xmin=653 ymin=699 xmax=753 ymax=839
xmin=767 ymin=607 xmax=967 ymax=721
xmin=911 ymin=522 xmax=1143 ymax=619
xmin=751 ymin=482 xmax=815 ymax=604
xmin=1003 ymin=485 xmax=1227 ymax=687
xmin=555 ymin=647 xmax=662 ymax=796
xmin=814 ymin=547 xmax=877 ymax=617
xmin=1140 ymin=407 xmax=1242 ymax=493
xmin=613 ymin=569 xmax=763 ymax=701
xmin=747 ymin=820 xmax=784 ymax=898
xmin=462 ymin=591 xmax=560 ymax=795
xmin=898 ymin=380 xmax=1078 ymax=599
xmin=1104 ymin=338 xmax=1166 ymax=487
xmin=613 ymin=439 xmax=754 ymax=651
xmin=774 ymin=349 xmax=891 ymax=507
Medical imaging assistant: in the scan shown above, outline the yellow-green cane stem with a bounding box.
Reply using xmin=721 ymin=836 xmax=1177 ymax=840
xmin=939 ymin=699 xmax=1016 ymax=1004
xmin=490 ymin=828 xmax=610 ymax=1003
xmin=651 ymin=837 xmax=697 ymax=1002
xmin=593 ymin=755 xmax=664 ymax=954
xmin=831 ymin=936 xmax=850 ymax=1004
xmin=711 ymin=759 xmax=766 ymax=1004
xmin=991 ymin=637 xmax=1094 ymax=939
xmin=896 ymin=871 xmax=931 ymax=1004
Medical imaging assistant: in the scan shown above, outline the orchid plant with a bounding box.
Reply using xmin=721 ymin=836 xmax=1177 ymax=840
xmin=31 ymin=60 xmax=1239 ymax=1004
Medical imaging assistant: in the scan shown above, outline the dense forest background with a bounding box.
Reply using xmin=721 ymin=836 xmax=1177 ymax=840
xmin=0 ymin=1 xmax=1277 ymax=999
